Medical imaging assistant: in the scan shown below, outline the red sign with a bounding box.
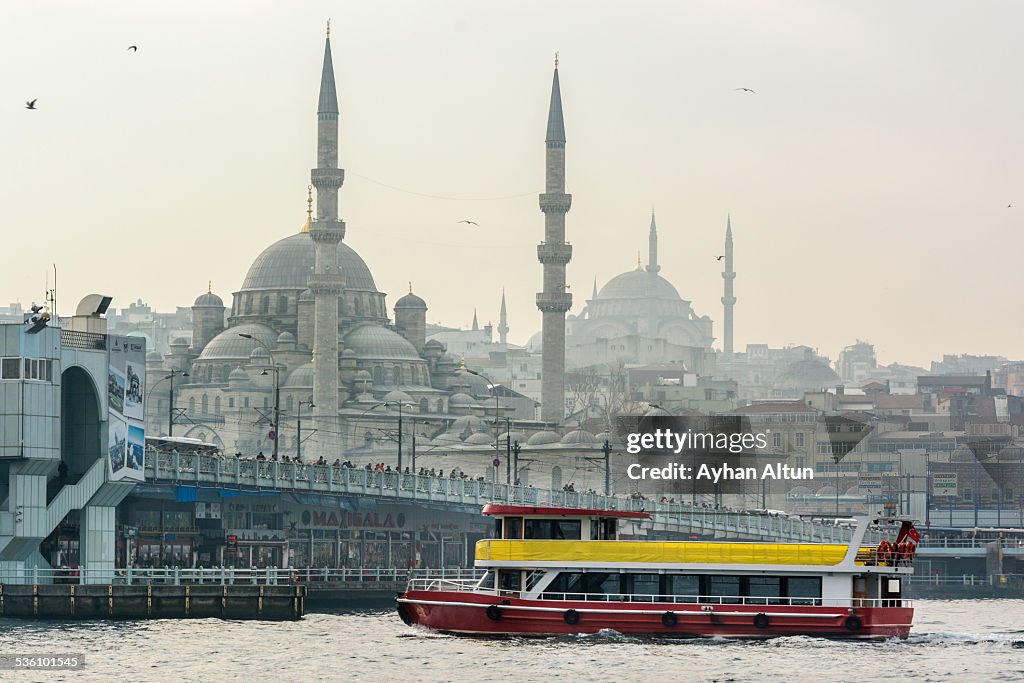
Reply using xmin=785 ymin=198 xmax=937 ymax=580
xmin=493 ymin=458 xmax=501 ymax=468
xmin=268 ymin=430 xmax=277 ymax=440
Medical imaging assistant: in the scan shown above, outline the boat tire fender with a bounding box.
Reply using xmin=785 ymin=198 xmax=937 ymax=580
xmin=844 ymin=615 xmax=862 ymax=632
xmin=661 ymin=611 xmax=678 ymax=628
xmin=486 ymin=605 xmax=502 ymax=621
xmin=397 ymin=603 xmax=413 ymax=626
xmin=753 ymin=613 xmax=770 ymax=630
xmin=564 ymin=609 xmax=580 ymax=625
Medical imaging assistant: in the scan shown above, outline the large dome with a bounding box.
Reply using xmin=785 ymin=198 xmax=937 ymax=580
xmin=343 ymin=325 xmax=422 ymax=361
xmin=241 ymin=232 xmax=378 ymax=292
xmin=597 ymin=269 xmax=681 ymax=300
xmin=197 ymin=323 xmax=277 ymax=360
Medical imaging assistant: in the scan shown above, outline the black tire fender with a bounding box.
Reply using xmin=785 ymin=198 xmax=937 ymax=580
xmin=844 ymin=615 xmax=863 ymax=632
xmin=753 ymin=613 xmax=770 ymax=630
xmin=563 ymin=608 xmax=580 ymax=625
xmin=486 ymin=605 xmax=502 ymax=621
xmin=661 ymin=611 xmax=678 ymax=628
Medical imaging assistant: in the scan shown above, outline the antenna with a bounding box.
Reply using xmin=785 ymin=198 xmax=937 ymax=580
xmin=45 ymin=264 xmax=57 ymax=324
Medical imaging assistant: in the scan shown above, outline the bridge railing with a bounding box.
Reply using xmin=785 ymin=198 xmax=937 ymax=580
xmin=145 ymin=450 xmax=886 ymax=544
xmin=0 ymin=566 xmax=483 ymax=586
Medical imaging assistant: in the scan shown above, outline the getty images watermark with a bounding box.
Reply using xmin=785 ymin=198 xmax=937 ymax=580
xmin=615 ymin=415 xmax=815 ymax=495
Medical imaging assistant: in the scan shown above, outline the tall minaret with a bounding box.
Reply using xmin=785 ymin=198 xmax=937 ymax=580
xmin=308 ymin=22 xmax=346 ymax=459
xmin=536 ymin=54 xmax=572 ymax=425
xmin=645 ymin=209 xmax=660 ymax=338
xmin=498 ymin=289 xmax=509 ymax=345
xmin=721 ymin=214 xmax=736 ymax=361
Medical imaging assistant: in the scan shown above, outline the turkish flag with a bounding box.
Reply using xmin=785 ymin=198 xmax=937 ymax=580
xmin=908 ymin=525 xmax=921 ymax=543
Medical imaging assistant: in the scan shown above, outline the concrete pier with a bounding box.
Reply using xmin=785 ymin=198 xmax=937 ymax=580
xmin=0 ymin=584 xmax=305 ymax=620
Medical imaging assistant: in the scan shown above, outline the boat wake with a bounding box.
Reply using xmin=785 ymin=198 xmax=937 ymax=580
xmin=906 ymin=631 xmax=1024 ymax=647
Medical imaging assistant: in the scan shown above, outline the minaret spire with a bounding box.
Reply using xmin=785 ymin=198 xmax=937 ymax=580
xmin=472 ymin=309 xmax=479 ymax=332
xmin=721 ymin=214 xmax=736 ymax=361
xmin=646 ymin=208 xmax=660 ymax=275
xmin=308 ymin=28 xmax=346 ymax=460
xmin=537 ymin=58 xmax=572 ymax=424
xmin=498 ymin=289 xmax=509 ymax=345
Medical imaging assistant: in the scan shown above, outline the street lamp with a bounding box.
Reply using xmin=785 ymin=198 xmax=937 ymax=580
xmin=368 ymin=400 xmax=415 ymax=471
xmin=238 ymin=333 xmax=281 ymax=460
xmin=602 ymin=439 xmax=612 ymax=496
xmin=456 ymin=359 xmax=505 ymax=483
xmin=297 ymin=400 xmax=314 ymax=461
xmin=163 ymin=370 xmax=189 ymax=437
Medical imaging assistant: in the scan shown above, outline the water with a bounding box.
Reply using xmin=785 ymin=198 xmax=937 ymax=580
xmin=0 ymin=600 xmax=1022 ymax=682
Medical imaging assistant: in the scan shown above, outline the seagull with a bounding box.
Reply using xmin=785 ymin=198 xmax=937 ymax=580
xmin=25 ymin=99 xmax=37 ymax=110
xmin=735 ymin=87 xmax=756 ymax=94
xmin=128 ymin=45 xmax=138 ymax=52
xmin=458 ymin=220 xmax=479 ymax=226
xmin=1009 ymin=203 xmax=1013 ymax=208
xmin=715 ymin=255 xmax=725 ymax=261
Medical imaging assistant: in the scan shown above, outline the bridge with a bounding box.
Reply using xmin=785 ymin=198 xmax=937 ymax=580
xmin=144 ymin=450 xmax=887 ymax=544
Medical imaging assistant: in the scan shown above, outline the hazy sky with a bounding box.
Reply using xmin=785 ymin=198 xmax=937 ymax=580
xmin=4 ymin=1 xmax=1024 ymax=368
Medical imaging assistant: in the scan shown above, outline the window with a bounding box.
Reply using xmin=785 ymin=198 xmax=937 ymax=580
xmin=523 ymin=519 xmax=581 ymax=540
xmin=795 ymin=432 xmax=804 ymax=448
xmin=746 ymin=577 xmax=782 ymax=604
xmin=707 ymin=576 xmax=741 ymax=603
xmin=228 ymin=398 xmax=235 ymax=408
xmin=1006 ymin=487 xmax=1014 ymax=502
xmin=498 ymin=570 xmax=521 ymax=594
xmin=624 ymin=573 xmax=660 ymax=601
xmin=772 ymin=432 xmax=781 ymax=448
xmin=665 ymin=574 xmax=700 ymax=601
xmin=1 ymin=358 xmax=20 ymax=379
xmin=786 ymin=577 xmax=822 ymax=605
xmin=277 ymin=295 xmax=288 ymax=314
xmin=214 ymin=396 xmax=222 ymax=413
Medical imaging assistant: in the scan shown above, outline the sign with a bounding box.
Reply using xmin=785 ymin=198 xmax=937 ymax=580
xmin=107 ymin=335 xmax=146 ymax=482
xmin=932 ymin=472 xmax=958 ymax=497
xmin=493 ymin=458 xmax=501 ymax=468
xmin=858 ymin=476 xmax=883 ymax=495
xmin=226 ymin=534 xmax=238 ymax=548
xmin=268 ymin=430 xmax=277 ymax=441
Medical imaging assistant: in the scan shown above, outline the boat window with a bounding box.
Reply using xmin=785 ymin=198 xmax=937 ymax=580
xmin=523 ymin=519 xmax=582 ymax=540
xmin=603 ymin=519 xmax=617 ymax=540
xmin=746 ymin=577 xmax=782 ymax=605
xmin=541 ymin=572 xmax=619 ymax=600
xmin=498 ymin=570 xmax=521 ymax=593
xmin=505 ymin=517 xmax=522 ymax=539
xmin=624 ymin=573 xmax=660 ymax=602
xmin=664 ymin=574 xmax=700 ymax=602
xmin=476 ymin=571 xmax=495 ymax=590
xmin=525 ymin=570 xmax=548 ymax=592
xmin=707 ymin=576 xmax=742 ymax=604
xmin=494 ymin=518 xmax=503 ymax=539
xmin=785 ymin=577 xmax=822 ymax=605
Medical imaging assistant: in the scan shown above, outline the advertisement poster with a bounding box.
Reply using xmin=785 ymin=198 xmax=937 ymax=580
xmin=108 ymin=335 xmax=147 ymax=482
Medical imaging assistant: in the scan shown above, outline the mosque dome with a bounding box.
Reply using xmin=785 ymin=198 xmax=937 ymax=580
xmin=146 ymin=351 xmax=164 ymax=362
xmin=343 ymin=325 xmax=421 ymax=361
xmin=424 ymin=339 xmax=444 ymax=350
xmin=228 ymin=367 xmax=250 ymax=382
xmin=194 ymin=291 xmax=224 ymax=307
xmin=449 ymin=392 xmax=475 ymax=407
xmin=382 ymin=389 xmax=413 ymax=404
xmin=276 ymin=331 xmax=296 ymax=345
xmin=527 ymin=430 xmax=562 ymax=446
xmin=451 ymin=414 xmax=488 ymax=434
xmin=284 ymin=363 xmax=315 ymax=388
xmin=561 ymin=429 xmax=598 ymax=445
xmin=197 ymin=323 xmax=277 ymax=361
xmin=298 ymin=288 xmax=315 ymax=302
xmin=240 ymin=232 xmax=378 ymax=292
xmin=999 ymin=446 xmax=1024 ymax=461
xmin=596 ymin=269 xmax=681 ymax=301
xmin=463 ymin=432 xmax=494 ymax=446
xmin=395 ymin=291 xmax=427 ymax=310
xmin=776 ymin=359 xmax=841 ymax=391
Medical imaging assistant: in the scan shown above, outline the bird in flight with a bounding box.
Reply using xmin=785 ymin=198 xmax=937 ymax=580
xmin=715 ymin=255 xmax=725 ymax=261
xmin=1008 ymin=203 xmax=1013 ymax=208
xmin=458 ymin=220 xmax=479 ymax=226
xmin=128 ymin=45 xmax=138 ymax=52
xmin=25 ymin=99 xmax=37 ymax=110
xmin=735 ymin=87 xmax=756 ymax=94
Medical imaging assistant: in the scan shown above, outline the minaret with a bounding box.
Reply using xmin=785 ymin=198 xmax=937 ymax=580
xmin=498 ymin=289 xmax=509 ymax=345
xmin=721 ymin=214 xmax=736 ymax=361
xmin=644 ymin=210 xmax=660 ymax=339
xmin=536 ymin=54 xmax=572 ymax=424
xmin=472 ymin=309 xmax=479 ymax=332
xmin=308 ymin=22 xmax=346 ymax=459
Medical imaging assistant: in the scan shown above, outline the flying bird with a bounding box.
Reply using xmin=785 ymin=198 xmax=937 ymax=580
xmin=25 ymin=99 xmax=37 ymax=110
xmin=735 ymin=87 xmax=756 ymax=94
xmin=128 ymin=45 xmax=138 ymax=52
xmin=715 ymin=255 xmax=725 ymax=261
xmin=458 ymin=220 xmax=479 ymax=226
xmin=1009 ymin=203 xmax=1013 ymax=208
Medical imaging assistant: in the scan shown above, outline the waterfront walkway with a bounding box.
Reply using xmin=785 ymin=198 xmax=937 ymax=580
xmin=144 ymin=450 xmax=885 ymax=544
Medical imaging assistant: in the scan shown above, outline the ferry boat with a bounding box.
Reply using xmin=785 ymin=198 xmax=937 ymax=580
xmin=396 ymin=505 xmax=917 ymax=639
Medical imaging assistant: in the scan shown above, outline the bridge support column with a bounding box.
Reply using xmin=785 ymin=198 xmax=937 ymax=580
xmin=80 ymin=506 xmax=117 ymax=584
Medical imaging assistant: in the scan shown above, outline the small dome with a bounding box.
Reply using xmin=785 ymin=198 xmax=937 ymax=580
xmin=298 ymin=288 xmax=315 ymax=302
xmin=343 ymin=325 xmax=422 ymax=361
xmin=593 ymin=431 xmax=619 ymax=445
xmin=354 ymin=369 xmax=373 ymax=381
xmin=395 ymin=291 xmax=427 ymax=310
xmin=561 ymin=429 xmax=597 ymax=445
xmin=383 ymin=389 xmax=413 ymax=404
xmin=527 ymin=430 xmax=562 ymax=446
xmin=170 ymin=337 xmax=190 ymax=347
xmin=644 ymin=406 xmax=674 ymax=417
xmin=229 ymin=367 xmax=249 ymax=382
xmin=198 ymin=324 xmax=277 ymax=361
xmin=249 ymin=346 xmax=270 ymax=362
xmin=146 ymin=351 xmax=164 ymax=362
xmin=284 ymin=363 xmax=314 ymax=388
xmin=463 ymin=432 xmax=494 ymax=445
xmin=998 ymin=446 xmax=1024 ymax=461
xmin=499 ymin=431 xmax=529 ymax=445
xmin=424 ymin=339 xmax=444 ymax=350
xmin=776 ymin=359 xmax=841 ymax=390
xmin=451 ymin=414 xmax=488 ymax=433
xmin=951 ymin=445 xmax=976 ymax=463
xmin=449 ymin=392 xmax=475 ymax=407
xmin=342 ymin=348 xmax=357 ymax=358
xmin=276 ymin=331 xmax=296 ymax=344
xmin=194 ymin=291 xmax=224 ymax=307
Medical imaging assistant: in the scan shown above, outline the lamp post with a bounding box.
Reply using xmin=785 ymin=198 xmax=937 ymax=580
xmin=456 ymin=360 xmax=505 ymax=483
xmin=297 ymin=400 xmax=314 ymax=461
xmin=368 ymin=401 xmax=415 ymax=471
xmin=602 ymin=439 xmax=612 ymax=496
xmin=833 ymin=453 xmax=841 ymax=516
xmin=238 ymin=333 xmax=281 ymax=460
xmin=164 ymin=369 xmax=189 ymax=437
xmin=512 ymin=440 xmax=522 ymax=484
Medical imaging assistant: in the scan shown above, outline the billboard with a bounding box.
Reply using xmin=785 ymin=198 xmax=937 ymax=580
xmin=108 ymin=335 xmax=146 ymax=482
xmin=932 ymin=472 xmax=958 ymax=497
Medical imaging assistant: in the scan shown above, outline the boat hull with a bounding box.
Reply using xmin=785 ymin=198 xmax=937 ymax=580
xmin=397 ymin=590 xmax=913 ymax=640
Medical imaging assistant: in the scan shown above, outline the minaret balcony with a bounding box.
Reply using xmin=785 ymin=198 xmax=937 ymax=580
xmin=537 ymin=243 xmax=573 ymax=265
xmin=310 ymin=220 xmax=346 ymax=242
xmin=536 ymin=292 xmax=572 ymax=312
xmin=307 ymin=273 xmax=345 ymax=295
xmin=539 ymin=193 xmax=572 ymax=213
xmin=311 ymin=168 xmax=344 ymax=188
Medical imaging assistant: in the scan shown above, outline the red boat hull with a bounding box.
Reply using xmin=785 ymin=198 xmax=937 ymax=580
xmin=397 ymin=590 xmax=913 ymax=640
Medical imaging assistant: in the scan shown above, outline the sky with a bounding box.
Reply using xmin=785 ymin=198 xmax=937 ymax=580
xmin=3 ymin=1 xmax=1024 ymax=369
